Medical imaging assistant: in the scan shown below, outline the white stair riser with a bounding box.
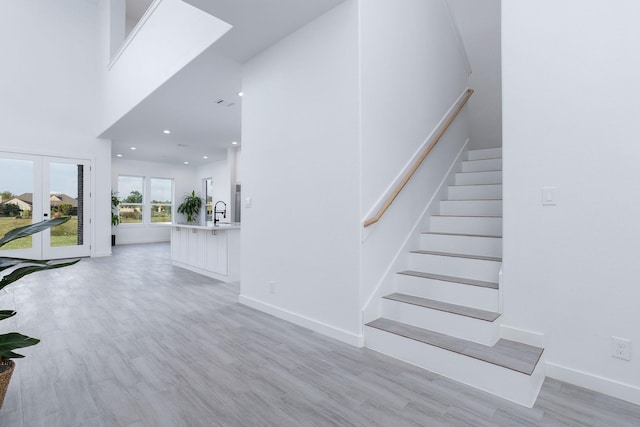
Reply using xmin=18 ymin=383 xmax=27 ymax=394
xmin=419 ymin=234 xmax=502 ymax=258
xmin=440 ymin=200 xmax=502 ymax=216
xmin=461 ymin=158 xmax=502 ymax=172
xmin=448 ymin=184 xmax=502 ymax=200
xmin=381 ymin=299 xmax=499 ymax=346
xmin=430 ymin=216 xmax=502 ymax=236
xmin=364 ymin=327 xmax=545 ymax=408
xmin=455 ymin=170 xmax=502 ymax=185
xmin=396 ymin=274 xmax=499 ymax=312
xmin=408 ymin=253 xmax=501 ymax=282
xmin=467 ymin=147 xmax=502 ymax=161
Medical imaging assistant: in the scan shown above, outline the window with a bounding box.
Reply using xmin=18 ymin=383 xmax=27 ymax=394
xmin=150 ymin=178 xmax=172 ymax=224
xmin=118 ymin=176 xmax=144 ymax=224
xmin=117 ymin=175 xmax=174 ymax=225
xmin=204 ymin=178 xmax=213 ymax=222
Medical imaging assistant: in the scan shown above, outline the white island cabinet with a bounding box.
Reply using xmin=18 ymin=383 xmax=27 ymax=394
xmin=169 ymin=223 xmax=240 ymax=282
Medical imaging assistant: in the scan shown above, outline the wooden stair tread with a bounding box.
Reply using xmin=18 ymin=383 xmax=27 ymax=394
xmin=448 ymin=183 xmax=502 ymax=187
xmin=410 ymin=250 xmax=502 ymax=262
xmin=463 ymin=157 xmax=502 ymax=162
xmin=398 ymin=270 xmax=499 ymax=289
xmin=443 ymin=199 xmax=503 ymax=201
xmin=383 ymin=293 xmax=500 ymax=322
xmin=422 ymin=231 xmax=502 ymax=239
xmin=365 ymin=318 xmax=543 ymax=375
xmin=431 ymin=214 xmax=502 ymax=218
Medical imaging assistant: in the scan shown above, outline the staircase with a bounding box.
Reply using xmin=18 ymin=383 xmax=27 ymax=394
xmin=364 ymin=147 xmax=545 ymax=407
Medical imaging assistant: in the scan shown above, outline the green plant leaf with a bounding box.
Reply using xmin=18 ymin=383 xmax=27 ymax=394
xmin=177 ymin=190 xmax=203 ymax=222
xmin=0 ymin=218 xmax=80 ymax=361
xmin=0 ymin=217 xmax=71 ymax=248
xmin=0 ymin=332 xmax=40 ymax=354
xmin=0 ymin=311 xmax=16 ymax=321
xmin=0 ymin=350 xmax=25 ymax=359
xmin=0 ymin=257 xmax=49 ymax=272
xmin=0 ymin=259 xmax=80 ymax=291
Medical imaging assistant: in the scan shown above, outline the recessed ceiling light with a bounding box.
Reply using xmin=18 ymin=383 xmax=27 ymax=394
xmin=130 ymin=147 xmax=136 ymax=150
xmin=237 ymin=91 xmax=243 ymax=97
xmin=116 ymin=154 xmax=123 ymax=157
xmin=232 ymin=141 xmax=238 ymax=145
xmin=163 ymin=129 xmax=171 ymax=134
xmin=203 ymin=156 xmax=208 ymax=159
xmin=184 ymin=161 xmax=189 ymax=165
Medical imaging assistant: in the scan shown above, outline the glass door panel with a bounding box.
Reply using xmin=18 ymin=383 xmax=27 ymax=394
xmin=0 ymin=155 xmax=41 ymax=259
xmin=42 ymin=158 xmax=90 ymax=259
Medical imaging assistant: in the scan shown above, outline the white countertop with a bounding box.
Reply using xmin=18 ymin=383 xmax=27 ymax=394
xmin=166 ymin=222 xmax=241 ymax=231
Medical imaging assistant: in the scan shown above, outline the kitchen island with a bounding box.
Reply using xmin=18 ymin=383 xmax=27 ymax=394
xmin=168 ymin=223 xmax=240 ymax=283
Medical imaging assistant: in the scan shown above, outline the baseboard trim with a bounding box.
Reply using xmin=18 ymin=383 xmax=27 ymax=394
xmin=500 ymin=324 xmax=545 ymax=347
xmin=546 ymin=362 xmax=640 ymax=406
xmin=239 ymin=294 xmax=364 ymax=347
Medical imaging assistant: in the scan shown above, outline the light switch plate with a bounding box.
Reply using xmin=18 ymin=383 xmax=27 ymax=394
xmin=244 ymin=197 xmax=252 ymax=208
xmin=542 ymin=187 xmax=556 ymax=206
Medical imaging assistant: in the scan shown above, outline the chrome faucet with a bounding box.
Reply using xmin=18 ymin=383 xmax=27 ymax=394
xmin=214 ymin=201 xmax=227 ymax=224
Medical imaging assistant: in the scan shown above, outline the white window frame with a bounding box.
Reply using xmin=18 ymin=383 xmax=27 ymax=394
xmin=149 ymin=177 xmax=173 ymax=224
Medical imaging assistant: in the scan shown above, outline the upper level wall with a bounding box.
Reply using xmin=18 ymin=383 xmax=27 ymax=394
xmin=101 ymin=0 xmax=231 ymax=133
xmin=360 ymin=0 xmax=470 ymax=215
xmin=502 ymin=0 xmax=640 ymax=405
xmin=0 ymin=1 xmax=112 ymax=257
xmin=447 ymin=0 xmax=502 ymax=149
xmin=359 ymin=0 xmax=471 ymax=308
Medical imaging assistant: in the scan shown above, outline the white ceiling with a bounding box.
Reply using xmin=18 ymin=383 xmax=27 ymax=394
xmin=102 ymin=0 xmax=346 ymax=166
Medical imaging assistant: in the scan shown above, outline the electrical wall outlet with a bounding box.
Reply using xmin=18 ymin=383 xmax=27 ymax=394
xmin=611 ymin=336 xmax=631 ymax=361
xmin=268 ymin=280 xmax=277 ymax=295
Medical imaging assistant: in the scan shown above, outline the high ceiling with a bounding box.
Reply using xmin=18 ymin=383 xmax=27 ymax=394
xmin=102 ymin=0 xmax=346 ymax=166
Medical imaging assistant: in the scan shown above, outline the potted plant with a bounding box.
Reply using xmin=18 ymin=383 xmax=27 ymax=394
xmin=111 ymin=192 xmax=120 ymax=246
xmin=0 ymin=217 xmax=79 ymax=409
xmin=177 ymin=190 xmax=203 ymax=223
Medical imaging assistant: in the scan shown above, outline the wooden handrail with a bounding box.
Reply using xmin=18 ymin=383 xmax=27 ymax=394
xmin=363 ymin=88 xmax=474 ymax=228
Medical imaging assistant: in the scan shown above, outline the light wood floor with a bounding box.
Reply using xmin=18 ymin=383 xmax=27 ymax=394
xmin=0 ymin=243 xmax=638 ymax=426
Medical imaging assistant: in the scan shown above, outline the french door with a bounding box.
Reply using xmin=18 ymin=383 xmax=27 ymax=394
xmin=0 ymin=152 xmax=91 ymax=260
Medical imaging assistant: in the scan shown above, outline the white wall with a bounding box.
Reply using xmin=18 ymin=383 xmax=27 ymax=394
xmin=360 ymin=0 xmax=470 ymax=309
xmin=196 ymin=158 xmax=230 ymax=221
xmin=110 ymin=0 xmax=126 ymax=58
xmin=0 ymin=0 xmax=112 ymax=257
xmin=447 ymin=0 xmax=502 ymax=149
xmin=235 ymin=148 xmax=242 ymax=183
xmin=101 ymin=0 xmax=231 ymax=132
xmin=112 ymin=158 xmax=197 ymax=244
xmin=196 ymin=160 xmax=229 ymax=203
xmin=195 ymin=146 xmax=242 ymax=223
xmin=502 ymin=0 xmax=640 ymax=404
xmin=240 ymin=0 xmax=362 ymax=345
xmin=360 ymin=0 xmax=470 ymax=213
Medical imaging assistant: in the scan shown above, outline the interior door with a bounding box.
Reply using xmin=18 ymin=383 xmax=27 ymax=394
xmin=0 ymin=152 xmax=91 ymax=260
